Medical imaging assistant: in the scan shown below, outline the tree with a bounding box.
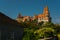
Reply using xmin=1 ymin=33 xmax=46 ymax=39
xmin=22 ymin=28 xmax=35 ymax=40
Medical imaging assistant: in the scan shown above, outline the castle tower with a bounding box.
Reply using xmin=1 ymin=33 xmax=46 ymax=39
xmin=16 ymin=13 xmax=23 ymax=23
xmin=43 ymin=6 xmax=51 ymax=22
xmin=43 ymin=6 xmax=49 ymax=15
xmin=17 ymin=13 xmax=22 ymax=18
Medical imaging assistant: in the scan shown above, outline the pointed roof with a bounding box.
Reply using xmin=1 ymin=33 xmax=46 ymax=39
xmin=44 ymin=5 xmax=48 ymax=10
xmin=18 ymin=13 xmax=21 ymax=18
xmin=43 ymin=5 xmax=49 ymax=14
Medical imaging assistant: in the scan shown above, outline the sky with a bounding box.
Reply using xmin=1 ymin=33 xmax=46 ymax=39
xmin=0 ymin=0 xmax=60 ymax=24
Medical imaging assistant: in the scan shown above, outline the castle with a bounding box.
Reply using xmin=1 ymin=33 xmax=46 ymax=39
xmin=16 ymin=6 xmax=51 ymax=23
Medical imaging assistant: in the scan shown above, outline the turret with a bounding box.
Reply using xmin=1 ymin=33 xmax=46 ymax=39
xmin=17 ymin=13 xmax=22 ymax=18
xmin=16 ymin=13 xmax=23 ymax=23
xmin=43 ymin=6 xmax=51 ymax=22
xmin=43 ymin=6 xmax=50 ymax=15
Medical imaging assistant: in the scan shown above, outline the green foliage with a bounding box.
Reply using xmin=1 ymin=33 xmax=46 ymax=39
xmin=53 ymin=25 xmax=60 ymax=34
xmin=57 ymin=34 xmax=60 ymax=40
xmin=34 ymin=27 xmax=56 ymax=39
xmin=22 ymin=28 xmax=35 ymax=40
xmin=43 ymin=22 xmax=54 ymax=28
xmin=21 ymin=20 xmax=60 ymax=40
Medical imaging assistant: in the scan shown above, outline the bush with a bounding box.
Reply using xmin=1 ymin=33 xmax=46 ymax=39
xmin=34 ymin=27 xmax=56 ymax=39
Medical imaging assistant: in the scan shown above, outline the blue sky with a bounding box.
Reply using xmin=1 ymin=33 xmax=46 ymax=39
xmin=0 ymin=0 xmax=60 ymax=23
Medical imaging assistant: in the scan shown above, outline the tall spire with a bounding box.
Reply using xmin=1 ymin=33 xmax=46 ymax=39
xmin=17 ymin=13 xmax=22 ymax=18
xmin=43 ymin=0 xmax=49 ymax=15
xmin=43 ymin=5 xmax=49 ymax=14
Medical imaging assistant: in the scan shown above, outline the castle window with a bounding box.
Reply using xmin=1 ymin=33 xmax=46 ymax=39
xmin=41 ymin=17 xmax=43 ymax=20
xmin=46 ymin=15 xmax=49 ymax=17
xmin=42 ymin=18 xmax=43 ymax=20
xmin=40 ymin=18 xmax=41 ymax=20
